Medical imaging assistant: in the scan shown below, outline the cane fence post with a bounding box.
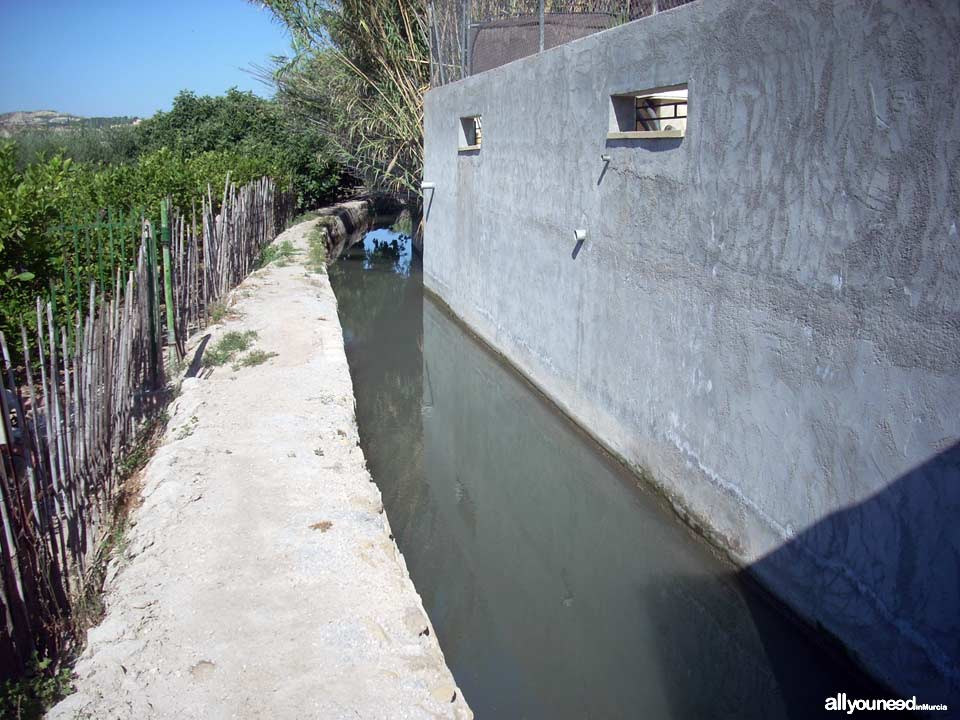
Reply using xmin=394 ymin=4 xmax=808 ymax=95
xmin=142 ymin=220 xmax=160 ymax=389
xmin=160 ymin=199 xmax=178 ymax=360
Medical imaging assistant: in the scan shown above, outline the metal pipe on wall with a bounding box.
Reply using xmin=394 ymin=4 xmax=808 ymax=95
xmin=461 ymin=0 xmax=470 ymax=76
xmin=539 ymin=0 xmax=545 ymax=52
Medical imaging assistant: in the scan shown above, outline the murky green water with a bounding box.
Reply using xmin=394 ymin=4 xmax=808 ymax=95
xmin=329 ymin=230 xmax=883 ymax=719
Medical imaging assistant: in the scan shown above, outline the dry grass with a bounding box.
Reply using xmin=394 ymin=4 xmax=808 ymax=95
xmin=238 ymin=349 xmax=278 ymax=368
xmin=208 ymin=301 xmax=241 ymax=324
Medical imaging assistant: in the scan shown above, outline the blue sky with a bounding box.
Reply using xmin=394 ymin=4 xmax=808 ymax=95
xmin=0 ymin=0 xmax=291 ymax=118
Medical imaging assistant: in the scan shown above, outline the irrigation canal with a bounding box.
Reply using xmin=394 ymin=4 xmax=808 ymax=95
xmin=328 ymin=227 xmax=886 ymax=719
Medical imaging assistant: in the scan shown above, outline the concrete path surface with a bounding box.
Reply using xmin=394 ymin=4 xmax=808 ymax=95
xmin=49 ymin=220 xmax=472 ymax=719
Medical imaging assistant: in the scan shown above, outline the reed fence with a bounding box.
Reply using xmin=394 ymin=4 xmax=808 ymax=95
xmin=0 ymin=176 xmax=293 ymax=678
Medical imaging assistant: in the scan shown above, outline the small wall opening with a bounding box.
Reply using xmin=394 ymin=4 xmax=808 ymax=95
xmin=459 ymin=115 xmax=482 ymax=151
xmin=608 ymin=85 xmax=687 ymax=140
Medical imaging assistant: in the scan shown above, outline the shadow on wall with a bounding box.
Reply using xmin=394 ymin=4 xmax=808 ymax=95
xmin=628 ymin=454 xmax=959 ymax=720
xmin=411 ymin=297 xmax=921 ymax=720
xmin=742 ymin=444 xmax=960 ymax=711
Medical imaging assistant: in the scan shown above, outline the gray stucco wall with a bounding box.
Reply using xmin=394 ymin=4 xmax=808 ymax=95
xmin=422 ymin=0 xmax=960 ymax=700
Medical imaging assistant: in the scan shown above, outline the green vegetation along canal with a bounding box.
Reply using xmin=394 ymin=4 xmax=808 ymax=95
xmin=328 ymin=228 xmax=885 ymax=719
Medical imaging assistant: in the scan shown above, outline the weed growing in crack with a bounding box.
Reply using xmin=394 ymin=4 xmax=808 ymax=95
xmin=202 ymin=331 xmax=258 ymax=368
xmin=207 ymin=300 xmax=237 ymax=323
xmin=117 ymin=411 xmax=169 ymax=478
xmin=175 ymin=416 xmax=199 ymax=440
xmin=257 ymin=240 xmax=298 ymax=268
xmin=292 ymin=210 xmax=320 ymax=225
xmin=239 ymin=349 xmax=278 ymax=368
xmin=307 ymin=225 xmax=328 ymax=273
xmin=167 ymin=352 xmax=187 ymax=377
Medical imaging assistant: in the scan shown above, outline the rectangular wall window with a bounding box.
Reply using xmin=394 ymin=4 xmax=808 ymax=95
xmin=459 ymin=115 xmax=482 ymax=152
xmin=608 ymin=84 xmax=687 ymax=140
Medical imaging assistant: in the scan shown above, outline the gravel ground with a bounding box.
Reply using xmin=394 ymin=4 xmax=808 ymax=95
xmin=48 ymin=220 xmax=472 ymax=720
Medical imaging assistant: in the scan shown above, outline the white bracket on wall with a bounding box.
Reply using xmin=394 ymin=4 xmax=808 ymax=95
xmin=572 ymin=228 xmax=587 ymax=260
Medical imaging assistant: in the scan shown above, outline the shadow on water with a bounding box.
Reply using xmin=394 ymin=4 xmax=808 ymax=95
xmin=329 ymin=230 xmax=921 ymax=719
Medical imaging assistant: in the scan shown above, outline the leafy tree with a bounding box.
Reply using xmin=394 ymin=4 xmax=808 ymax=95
xmin=0 ymin=88 xmax=345 ymax=345
xmin=10 ymin=89 xmax=342 ymax=212
xmin=1 ymin=141 xmax=288 ymax=345
xmin=0 ymin=143 xmax=77 ymax=340
xmin=137 ymin=89 xmax=341 ymax=209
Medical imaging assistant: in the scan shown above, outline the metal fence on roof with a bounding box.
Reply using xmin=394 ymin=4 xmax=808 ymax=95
xmin=427 ymin=0 xmax=697 ymax=86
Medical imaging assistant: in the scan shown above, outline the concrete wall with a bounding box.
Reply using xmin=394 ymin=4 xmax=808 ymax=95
xmin=422 ymin=0 xmax=960 ymax=700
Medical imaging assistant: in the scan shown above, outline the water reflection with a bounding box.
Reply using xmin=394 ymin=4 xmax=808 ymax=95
xmin=329 ymin=231 xmax=883 ymax=719
xmin=360 ymin=227 xmax=414 ymax=274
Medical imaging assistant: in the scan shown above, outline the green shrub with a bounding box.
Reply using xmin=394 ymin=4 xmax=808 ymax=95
xmin=0 ymin=653 xmax=73 ymax=720
xmin=0 ymin=143 xmax=79 ymax=344
xmin=12 ymin=124 xmax=142 ymax=169
xmin=136 ymin=89 xmax=341 ymax=210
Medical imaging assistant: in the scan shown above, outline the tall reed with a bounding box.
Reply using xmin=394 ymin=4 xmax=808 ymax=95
xmin=255 ymin=0 xmax=430 ymax=197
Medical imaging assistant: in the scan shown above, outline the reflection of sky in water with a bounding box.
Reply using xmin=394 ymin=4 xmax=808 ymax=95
xmin=361 ymin=227 xmax=413 ymax=275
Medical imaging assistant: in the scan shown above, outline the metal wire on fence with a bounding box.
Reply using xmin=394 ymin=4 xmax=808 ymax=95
xmin=428 ymin=0 xmax=696 ymax=85
xmin=0 ymin=177 xmax=293 ymax=678
xmin=46 ymin=210 xmax=145 ymax=324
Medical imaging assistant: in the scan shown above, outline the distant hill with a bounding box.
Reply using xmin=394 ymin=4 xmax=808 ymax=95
xmin=0 ymin=110 xmax=140 ymax=138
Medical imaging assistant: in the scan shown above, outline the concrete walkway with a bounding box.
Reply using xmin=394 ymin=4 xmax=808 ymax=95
xmin=49 ymin=220 xmax=472 ymax=719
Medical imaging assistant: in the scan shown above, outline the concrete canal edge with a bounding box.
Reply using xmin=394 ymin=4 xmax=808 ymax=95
xmin=48 ymin=219 xmax=472 ymax=719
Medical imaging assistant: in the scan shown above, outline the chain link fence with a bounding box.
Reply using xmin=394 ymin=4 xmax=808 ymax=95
xmin=427 ymin=0 xmax=696 ymax=86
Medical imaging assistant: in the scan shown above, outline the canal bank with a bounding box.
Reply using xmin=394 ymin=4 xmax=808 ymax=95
xmin=49 ymin=219 xmax=471 ymax=720
xmin=329 ymin=229 xmax=890 ymax=719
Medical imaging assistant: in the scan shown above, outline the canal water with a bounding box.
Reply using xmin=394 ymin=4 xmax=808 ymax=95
xmin=328 ymin=228 xmax=885 ymax=719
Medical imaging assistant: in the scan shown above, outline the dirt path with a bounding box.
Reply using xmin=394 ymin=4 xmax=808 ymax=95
xmin=49 ymin=220 xmax=472 ymax=719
